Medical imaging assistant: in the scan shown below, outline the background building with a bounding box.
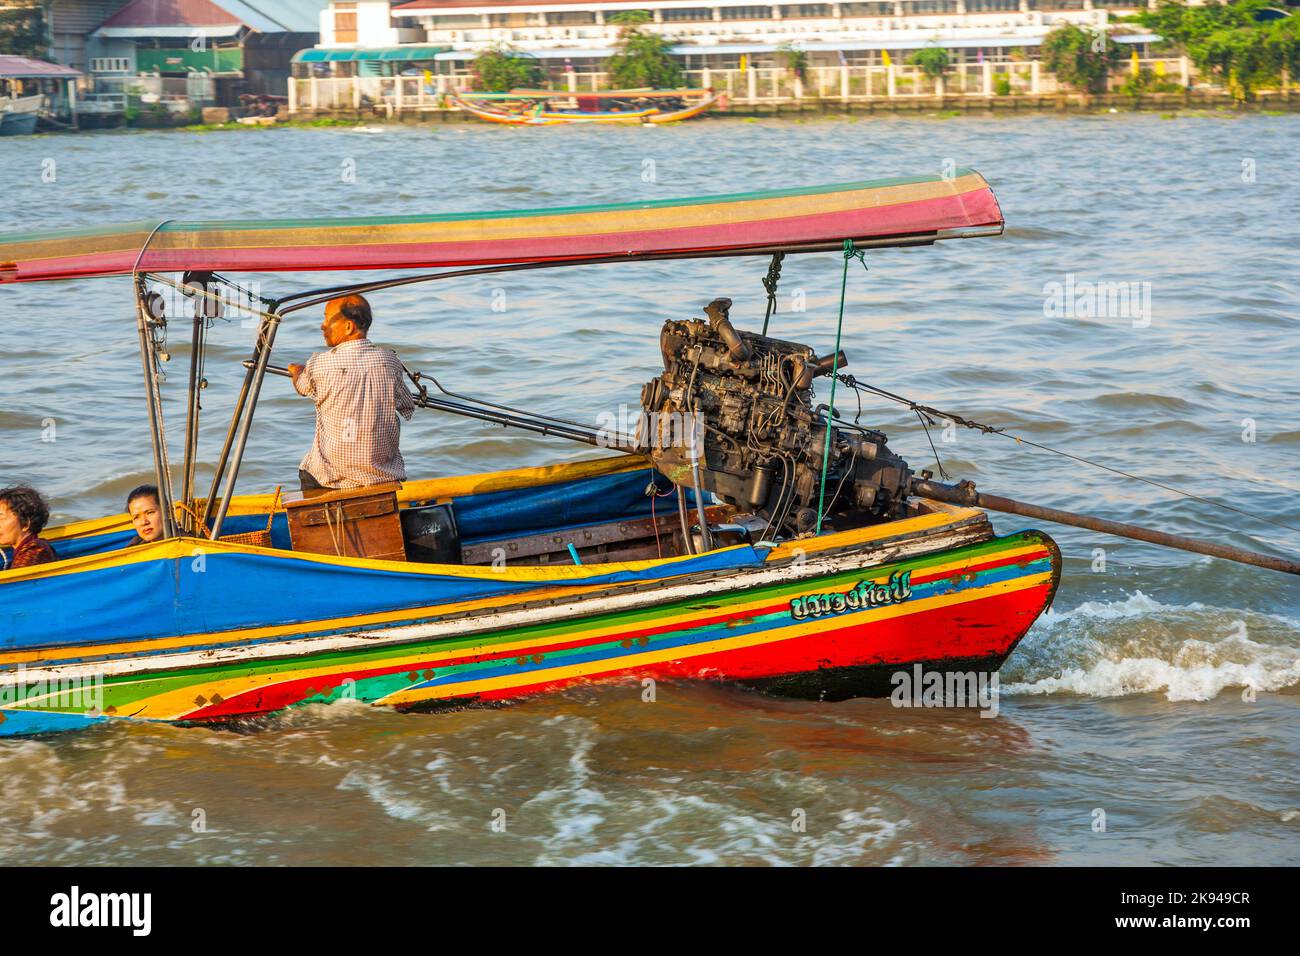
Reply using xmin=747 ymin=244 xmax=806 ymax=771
xmin=305 ymin=0 xmax=1156 ymax=77
xmin=86 ymin=0 xmax=326 ymax=106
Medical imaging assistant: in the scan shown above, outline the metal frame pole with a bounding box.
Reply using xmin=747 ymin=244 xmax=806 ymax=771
xmin=198 ymin=346 xmax=257 ymax=532
xmin=180 ymin=311 xmax=205 ymax=532
xmin=209 ymin=311 xmax=282 ymax=539
xmin=133 ymin=278 xmax=178 ymax=538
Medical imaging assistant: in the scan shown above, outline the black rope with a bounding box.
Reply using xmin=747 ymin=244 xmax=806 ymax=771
xmin=914 ymin=408 xmax=951 ymax=481
xmin=759 ymin=252 xmax=784 ymax=336
xmin=838 ymin=373 xmax=1300 ymax=537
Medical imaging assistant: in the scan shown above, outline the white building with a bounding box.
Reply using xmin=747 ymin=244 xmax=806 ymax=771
xmin=304 ymin=0 xmax=1157 ymax=74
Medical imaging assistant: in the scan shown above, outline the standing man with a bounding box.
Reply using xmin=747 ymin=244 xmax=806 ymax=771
xmin=287 ymin=294 xmax=416 ymax=491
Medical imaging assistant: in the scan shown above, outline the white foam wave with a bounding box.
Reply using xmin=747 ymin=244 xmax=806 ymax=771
xmin=1001 ymin=591 xmax=1300 ymax=701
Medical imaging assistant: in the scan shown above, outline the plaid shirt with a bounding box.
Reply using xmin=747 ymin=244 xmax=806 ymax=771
xmin=5 ymin=533 xmax=55 ymax=570
xmin=294 ymin=338 xmax=416 ymax=488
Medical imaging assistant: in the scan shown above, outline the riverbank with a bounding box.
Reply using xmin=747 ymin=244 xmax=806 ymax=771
xmin=32 ymin=91 xmax=1299 ymax=136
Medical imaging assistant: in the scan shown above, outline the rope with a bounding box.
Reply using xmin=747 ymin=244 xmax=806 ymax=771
xmin=265 ymin=486 xmax=282 ymax=534
xmin=646 ymin=480 xmax=674 ymax=559
xmin=759 ymin=252 xmax=784 ymax=336
xmin=816 ymin=240 xmax=867 ymax=534
xmin=323 ymin=503 xmax=345 ymax=555
xmin=837 ymin=374 xmax=1300 ymax=537
xmin=914 ymin=408 xmax=951 ymax=481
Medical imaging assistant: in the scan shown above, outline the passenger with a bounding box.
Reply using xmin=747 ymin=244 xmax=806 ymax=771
xmin=286 ymin=294 xmax=415 ymax=492
xmin=125 ymin=484 xmax=165 ymax=545
xmin=0 ymin=484 xmax=56 ymax=571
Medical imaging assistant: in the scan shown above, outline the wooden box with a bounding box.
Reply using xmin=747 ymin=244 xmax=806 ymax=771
xmin=283 ymin=483 xmax=407 ymax=562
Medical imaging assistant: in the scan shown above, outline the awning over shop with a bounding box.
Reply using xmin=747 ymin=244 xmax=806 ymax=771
xmin=292 ymin=46 xmax=448 ymax=63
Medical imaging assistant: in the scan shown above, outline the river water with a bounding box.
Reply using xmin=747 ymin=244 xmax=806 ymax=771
xmin=0 ymin=114 xmax=1297 ymax=866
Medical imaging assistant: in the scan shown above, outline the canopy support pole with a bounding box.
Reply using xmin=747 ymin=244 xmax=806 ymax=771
xmin=198 ymin=339 xmax=258 ymax=533
xmin=134 ymin=277 xmax=178 ymax=539
xmin=142 ymin=273 xmax=280 ymax=536
xmin=268 ymin=234 xmax=987 ymax=318
xmin=180 ymin=310 xmax=206 ymax=533
xmin=210 ymin=311 xmax=282 ymax=540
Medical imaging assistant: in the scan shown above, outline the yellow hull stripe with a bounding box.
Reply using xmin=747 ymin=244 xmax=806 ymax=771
xmin=45 ymin=453 xmax=649 ymax=542
xmin=22 ymin=498 xmax=982 ymax=586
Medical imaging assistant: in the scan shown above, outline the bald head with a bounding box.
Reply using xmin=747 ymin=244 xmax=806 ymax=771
xmin=321 ymin=294 xmax=372 ymax=347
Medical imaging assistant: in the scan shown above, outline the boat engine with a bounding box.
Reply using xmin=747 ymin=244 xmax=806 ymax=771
xmin=639 ymin=297 xmax=914 ymax=537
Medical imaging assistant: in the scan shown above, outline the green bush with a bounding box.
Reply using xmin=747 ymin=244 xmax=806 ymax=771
xmin=777 ymin=42 xmax=809 ymax=80
xmin=1119 ymin=67 xmax=1185 ymax=97
xmin=605 ymin=20 xmax=682 ymax=89
xmin=472 ymin=44 xmax=545 ymax=92
xmin=993 ymin=73 xmax=1012 ymax=96
xmin=908 ymin=47 xmax=950 ymax=79
xmin=1041 ymin=23 xmax=1123 ymax=93
xmin=1136 ymin=0 xmax=1299 ymax=101
xmin=607 ymin=10 xmax=652 ymax=27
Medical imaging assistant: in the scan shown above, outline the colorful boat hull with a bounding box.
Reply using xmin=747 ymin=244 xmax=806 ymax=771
xmin=0 ymin=456 xmax=1059 ymax=734
xmin=451 ymin=92 xmax=726 ymax=126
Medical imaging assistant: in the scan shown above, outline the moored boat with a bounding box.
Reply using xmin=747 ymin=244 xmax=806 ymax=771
xmin=452 ymin=88 xmax=725 ymax=125
xmin=0 ymin=93 xmax=42 ymax=136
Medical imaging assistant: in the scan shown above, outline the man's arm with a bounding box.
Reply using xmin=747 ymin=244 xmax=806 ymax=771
xmin=395 ymin=378 xmax=416 ymax=421
xmin=288 ymin=357 xmax=315 ymax=397
xmin=390 ymin=353 xmax=416 ymax=421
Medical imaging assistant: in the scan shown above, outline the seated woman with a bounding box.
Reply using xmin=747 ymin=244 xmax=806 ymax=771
xmin=125 ymin=484 xmax=164 ymax=545
xmin=0 ymin=485 xmax=56 ymax=570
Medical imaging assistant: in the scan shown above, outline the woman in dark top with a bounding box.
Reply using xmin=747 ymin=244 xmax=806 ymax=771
xmin=0 ymin=485 xmax=56 ymax=571
xmin=125 ymin=484 xmax=164 ymax=546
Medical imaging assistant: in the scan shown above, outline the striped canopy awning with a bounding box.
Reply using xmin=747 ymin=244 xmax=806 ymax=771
xmin=292 ymin=46 xmax=448 ymax=63
xmin=0 ymin=172 xmax=1003 ymax=284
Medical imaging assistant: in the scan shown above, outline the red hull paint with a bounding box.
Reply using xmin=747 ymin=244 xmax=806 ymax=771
xmin=182 ymin=546 xmax=1051 ymax=721
xmin=466 ymin=577 xmax=1054 ymax=704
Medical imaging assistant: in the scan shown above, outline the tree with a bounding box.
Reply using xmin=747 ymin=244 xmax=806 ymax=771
xmin=1136 ymin=1 xmax=1300 ymax=101
xmin=607 ymin=10 xmax=652 ymax=28
xmin=908 ymin=47 xmax=950 ymax=79
xmin=1136 ymin=0 xmax=1261 ymax=51
xmin=471 ymin=45 xmax=545 ymax=92
xmin=605 ymin=13 xmax=682 ymax=89
xmin=1041 ymin=23 xmax=1123 ymax=93
xmin=777 ymin=42 xmax=809 ymax=80
xmin=0 ymin=1 xmax=47 ymax=59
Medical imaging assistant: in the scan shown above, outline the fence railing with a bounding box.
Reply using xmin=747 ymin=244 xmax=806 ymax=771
xmin=290 ymin=58 xmax=1205 ymax=113
xmin=77 ymin=92 xmax=128 ymax=114
xmin=92 ymin=73 xmax=217 ymax=107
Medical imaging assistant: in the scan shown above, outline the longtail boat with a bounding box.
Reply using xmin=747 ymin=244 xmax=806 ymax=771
xmin=2 ymin=173 xmax=1293 ymax=737
xmin=451 ymin=88 xmax=724 ymax=125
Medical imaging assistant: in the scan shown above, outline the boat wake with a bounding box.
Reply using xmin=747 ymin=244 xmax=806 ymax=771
xmin=1001 ymin=591 xmax=1300 ymax=701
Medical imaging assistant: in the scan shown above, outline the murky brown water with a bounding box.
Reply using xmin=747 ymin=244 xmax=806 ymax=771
xmin=0 ymin=114 xmax=1297 ymax=865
